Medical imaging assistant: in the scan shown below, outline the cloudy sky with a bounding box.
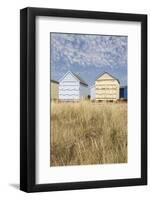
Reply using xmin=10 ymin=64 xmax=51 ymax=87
xmin=50 ymin=33 xmax=127 ymax=86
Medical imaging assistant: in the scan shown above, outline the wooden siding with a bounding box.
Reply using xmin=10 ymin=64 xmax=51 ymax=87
xmin=59 ymin=72 xmax=80 ymax=101
xmin=59 ymin=71 xmax=88 ymax=101
xmin=51 ymin=81 xmax=59 ymax=100
xmin=90 ymin=85 xmax=96 ymax=100
xmin=95 ymin=73 xmax=120 ymax=101
xmin=120 ymin=86 xmax=127 ymax=99
xmin=80 ymin=84 xmax=88 ymax=100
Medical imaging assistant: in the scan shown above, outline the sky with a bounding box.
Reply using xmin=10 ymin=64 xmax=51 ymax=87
xmin=50 ymin=33 xmax=127 ymax=87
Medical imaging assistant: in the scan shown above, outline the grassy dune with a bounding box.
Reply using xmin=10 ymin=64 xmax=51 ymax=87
xmin=50 ymin=101 xmax=127 ymax=166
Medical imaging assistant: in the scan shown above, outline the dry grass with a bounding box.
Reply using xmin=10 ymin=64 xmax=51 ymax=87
xmin=50 ymin=101 xmax=127 ymax=166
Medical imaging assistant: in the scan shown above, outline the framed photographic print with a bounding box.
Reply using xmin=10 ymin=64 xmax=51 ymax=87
xmin=20 ymin=7 xmax=147 ymax=192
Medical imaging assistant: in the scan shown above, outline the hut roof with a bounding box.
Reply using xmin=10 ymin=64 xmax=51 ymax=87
xmin=72 ymin=72 xmax=88 ymax=86
xmin=59 ymin=71 xmax=88 ymax=86
xmin=120 ymin=86 xmax=127 ymax=89
xmin=51 ymin=79 xmax=59 ymax=84
xmin=96 ymin=72 xmax=120 ymax=84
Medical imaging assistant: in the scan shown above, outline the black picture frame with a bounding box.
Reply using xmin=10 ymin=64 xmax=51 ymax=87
xmin=20 ymin=7 xmax=147 ymax=192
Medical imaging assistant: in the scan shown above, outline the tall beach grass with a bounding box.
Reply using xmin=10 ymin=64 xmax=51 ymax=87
xmin=50 ymin=101 xmax=127 ymax=166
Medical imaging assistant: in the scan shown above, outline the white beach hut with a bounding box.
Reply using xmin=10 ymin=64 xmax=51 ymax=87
xmin=59 ymin=71 xmax=88 ymax=101
xmin=90 ymin=85 xmax=96 ymax=100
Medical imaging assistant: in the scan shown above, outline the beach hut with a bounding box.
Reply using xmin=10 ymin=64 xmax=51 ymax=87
xmin=120 ymin=86 xmax=127 ymax=100
xmin=95 ymin=72 xmax=120 ymax=101
xmin=90 ymin=85 xmax=96 ymax=100
xmin=59 ymin=71 xmax=88 ymax=101
xmin=51 ymin=80 xmax=59 ymax=100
